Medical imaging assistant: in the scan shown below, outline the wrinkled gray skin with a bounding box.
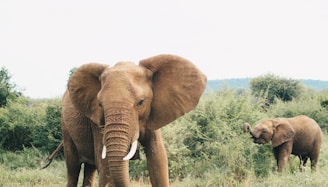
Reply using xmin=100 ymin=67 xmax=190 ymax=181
xmin=61 ymin=54 xmax=207 ymax=187
xmin=243 ymin=115 xmax=322 ymax=172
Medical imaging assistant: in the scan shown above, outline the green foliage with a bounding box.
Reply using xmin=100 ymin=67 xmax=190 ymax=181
xmin=0 ymin=97 xmax=62 ymax=152
xmin=252 ymin=144 xmax=275 ymax=177
xmin=161 ymin=89 xmax=271 ymax=182
xmin=32 ymin=99 xmax=62 ymax=153
xmin=0 ymin=97 xmax=45 ymax=150
xmin=250 ymin=74 xmax=304 ymax=105
xmin=0 ymin=67 xmax=21 ymax=107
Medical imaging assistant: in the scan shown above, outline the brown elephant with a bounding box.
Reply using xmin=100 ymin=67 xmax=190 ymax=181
xmin=61 ymin=54 xmax=207 ymax=187
xmin=243 ymin=115 xmax=322 ymax=172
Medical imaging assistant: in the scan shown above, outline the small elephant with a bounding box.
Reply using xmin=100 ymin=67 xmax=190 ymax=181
xmin=61 ymin=54 xmax=207 ymax=187
xmin=243 ymin=115 xmax=322 ymax=172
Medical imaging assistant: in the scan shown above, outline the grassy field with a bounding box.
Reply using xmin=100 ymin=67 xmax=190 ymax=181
xmin=1 ymin=133 xmax=328 ymax=187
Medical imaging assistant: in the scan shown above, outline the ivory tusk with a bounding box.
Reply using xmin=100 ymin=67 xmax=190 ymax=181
xmin=123 ymin=140 xmax=138 ymax=161
xmin=101 ymin=145 xmax=107 ymax=159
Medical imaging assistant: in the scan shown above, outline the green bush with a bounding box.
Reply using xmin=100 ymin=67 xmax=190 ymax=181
xmin=0 ymin=97 xmax=45 ymax=150
xmin=0 ymin=97 xmax=62 ymax=152
xmin=161 ymin=89 xmax=272 ymax=182
xmin=32 ymin=100 xmax=62 ymax=153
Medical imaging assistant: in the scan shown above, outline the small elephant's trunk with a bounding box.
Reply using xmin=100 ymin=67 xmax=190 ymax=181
xmin=243 ymin=123 xmax=251 ymax=133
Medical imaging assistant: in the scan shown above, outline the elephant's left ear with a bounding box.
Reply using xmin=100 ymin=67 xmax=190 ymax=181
xmin=140 ymin=54 xmax=207 ymax=130
xmin=271 ymin=121 xmax=295 ymax=147
xmin=68 ymin=63 xmax=109 ymax=126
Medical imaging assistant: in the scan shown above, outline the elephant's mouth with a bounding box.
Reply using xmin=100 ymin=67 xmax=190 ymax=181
xmin=253 ymin=138 xmax=260 ymax=144
xmin=252 ymin=137 xmax=266 ymax=144
xmin=250 ymin=133 xmax=262 ymax=144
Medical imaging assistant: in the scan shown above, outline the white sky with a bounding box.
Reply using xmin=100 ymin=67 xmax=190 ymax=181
xmin=1 ymin=0 xmax=328 ymax=98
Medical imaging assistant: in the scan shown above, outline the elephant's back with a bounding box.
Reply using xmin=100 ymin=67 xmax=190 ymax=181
xmin=290 ymin=115 xmax=321 ymax=132
xmin=291 ymin=115 xmax=322 ymax=154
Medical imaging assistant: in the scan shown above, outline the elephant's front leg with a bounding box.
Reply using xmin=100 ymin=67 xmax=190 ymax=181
xmin=274 ymin=142 xmax=292 ymax=172
xmin=143 ymin=129 xmax=169 ymax=187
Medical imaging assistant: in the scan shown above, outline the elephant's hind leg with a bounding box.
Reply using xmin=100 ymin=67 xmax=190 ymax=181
xmin=310 ymin=146 xmax=321 ymax=171
xmin=310 ymin=155 xmax=319 ymax=171
xmin=298 ymin=155 xmax=308 ymax=172
xmin=82 ymin=163 xmax=96 ymax=187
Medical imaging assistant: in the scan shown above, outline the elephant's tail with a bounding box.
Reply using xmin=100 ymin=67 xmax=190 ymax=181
xmin=41 ymin=141 xmax=64 ymax=169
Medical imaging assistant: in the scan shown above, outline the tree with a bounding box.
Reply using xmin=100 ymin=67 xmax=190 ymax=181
xmin=0 ymin=67 xmax=21 ymax=107
xmin=250 ymin=74 xmax=303 ymax=105
xmin=32 ymin=101 xmax=62 ymax=152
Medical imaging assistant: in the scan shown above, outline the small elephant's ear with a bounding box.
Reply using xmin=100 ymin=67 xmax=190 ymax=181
xmin=271 ymin=120 xmax=295 ymax=147
xmin=68 ymin=63 xmax=109 ymax=126
xmin=140 ymin=54 xmax=207 ymax=130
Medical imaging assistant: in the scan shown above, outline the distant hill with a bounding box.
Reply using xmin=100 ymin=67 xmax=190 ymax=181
xmin=206 ymin=78 xmax=328 ymax=92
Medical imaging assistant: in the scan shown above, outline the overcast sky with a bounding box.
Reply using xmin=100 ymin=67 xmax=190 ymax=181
xmin=1 ymin=0 xmax=327 ymax=98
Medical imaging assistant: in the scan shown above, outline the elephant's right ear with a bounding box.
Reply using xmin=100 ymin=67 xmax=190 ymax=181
xmin=271 ymin=120 xmax=295 ymax=147
xmin=68 ymin=63 xmax=108 ymax=126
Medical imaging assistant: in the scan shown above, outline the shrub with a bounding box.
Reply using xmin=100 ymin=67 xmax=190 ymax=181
xmin=0 ymin=97 xmax=45 ymax=150
xmin=0 ymin=97 xmax=62 ymax=152
xmin=161 ymin=89 xmax=272 ymax=181
xmin=32 ymin=100 xmax=62 ymax=153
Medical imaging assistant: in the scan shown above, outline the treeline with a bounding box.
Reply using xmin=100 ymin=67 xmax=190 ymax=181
xmin=1 ymin=67 xmax=328 ymax=185
xmin=207 ymin=77 xmax=328 ymax=91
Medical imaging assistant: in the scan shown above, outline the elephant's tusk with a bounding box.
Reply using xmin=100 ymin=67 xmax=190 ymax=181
xmin=101 ymin=145 xmax=107 ymax=159
xmin=123 ymin=140 xmax=138 ymax=161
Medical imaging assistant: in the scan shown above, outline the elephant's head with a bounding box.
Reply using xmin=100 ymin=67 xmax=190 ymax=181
xmin=67 ymin=54 xmax=207 ymax=186
xmin=244 ymin=119 xmax=295 ymax=147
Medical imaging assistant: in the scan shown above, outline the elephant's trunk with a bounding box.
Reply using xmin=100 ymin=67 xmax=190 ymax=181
xmin=103 ymin=122 xmax=131 ymax=187
xmin=243 ymin=123 xmax=252 ymax=133
xmin=243 ymin=123 xmax=259 ymax=141
xmin=103 ymin=104 xmax=139 ymax=187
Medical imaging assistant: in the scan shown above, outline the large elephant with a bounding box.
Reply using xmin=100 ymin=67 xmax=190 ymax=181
xmin=61 ymin=54 xmax=207 ymax=187
xmin=243 ymin=115 xmax=322 ymax=172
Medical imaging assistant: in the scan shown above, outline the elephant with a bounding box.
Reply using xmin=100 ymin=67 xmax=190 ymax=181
xmin=61 ymin=54 xmax=207 ymax=187
xmin=243 ymin=115 xmax=322 ymax=172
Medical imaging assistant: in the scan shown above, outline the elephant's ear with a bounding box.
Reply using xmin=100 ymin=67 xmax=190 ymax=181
xmin=140 ymin=54 xmax=207 ymax=130
xmin=271 ymin=120 xmax=295 ymax=147
xmin=68 ymin=63 xmax=108 ymax=126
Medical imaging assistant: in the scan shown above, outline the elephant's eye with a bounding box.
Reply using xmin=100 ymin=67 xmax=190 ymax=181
xmin=137 ymin=99 xmax=145 ymax=107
